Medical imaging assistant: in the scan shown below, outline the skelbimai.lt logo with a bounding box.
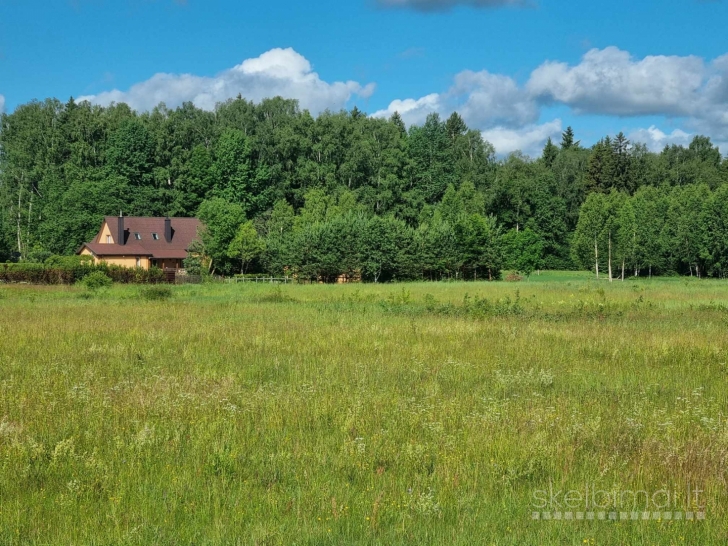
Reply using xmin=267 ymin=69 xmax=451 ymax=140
xmin=531 ymin=482 xmax=706 ymax=522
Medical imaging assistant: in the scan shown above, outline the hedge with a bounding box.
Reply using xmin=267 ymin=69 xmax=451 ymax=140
xmin=0 ymin=263 xmax=166 ymax=285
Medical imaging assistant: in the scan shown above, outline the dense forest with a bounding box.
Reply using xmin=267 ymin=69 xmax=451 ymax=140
xmin=1 ymin=96 xmax=728 ymax=280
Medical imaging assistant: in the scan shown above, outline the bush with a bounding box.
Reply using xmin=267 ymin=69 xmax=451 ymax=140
xmin=0 ymin=263 xmax=81 ymax=284
xmin=139 ymin=285 xmax=173 ymax=301
xmin=80 ymin=271 xmax=113 ymax=290
xmin=0 ymin=262 xmax=165 ymax=285
xmin=45 ymin=254 xmax=94 ymax=268
xmin=183 ymin=255 xmax=202 ymax=276
xmin=26 ymin=248 xmax=53 ymax=264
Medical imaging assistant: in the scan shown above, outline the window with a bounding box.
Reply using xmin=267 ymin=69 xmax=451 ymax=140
xmin=134 ymin=233 xmax=142 ymax=240
xmin=106 ymin=235 xmax=112 ymax=244
xmin=136 ymin=257 xmax=141 ymax=268
xmin=152 ymin=233 xmax=159 ymax=240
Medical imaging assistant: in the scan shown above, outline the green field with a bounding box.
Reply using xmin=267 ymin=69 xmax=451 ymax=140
xmin=1 ymin=273 xmax=728 ymax=545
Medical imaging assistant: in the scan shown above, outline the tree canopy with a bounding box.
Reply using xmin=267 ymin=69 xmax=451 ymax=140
xmin=1 ymin=96 xmax=727 ymax=278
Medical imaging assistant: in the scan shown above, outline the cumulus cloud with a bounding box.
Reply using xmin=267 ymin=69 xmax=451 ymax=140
xmin=687 ymin=53 xmax=728 ymax=140
xmin=377 ymin=0 xmax=529 ymax=11
xmin=78 ymin=48 xmax=375 ymax=114
xmin=373 ymin=70 xmax=536 ymax=128
xmin=452 ymin=70 xmax=538 ymax=127
xmin=0 ymin=95 xmax=5 ymax=113
xmin=374 ymin=46 xmax=728 ymax=155
xmin=373 ymin=69 xmax=544 ymax=153
xmin=372 ymin=94 xmax=443 ymax=126
xmin=526 ymin=46 xmax=728 ymax=142
xmin=76 ymin=45 xmax=728 ymax=156
xmin=627 ymin=126 xmax=692 ymax=151
xmin=481 ymin=119 xmax=562 ymax=157
xmin=527 ymin=47 xmax=706 ymax=117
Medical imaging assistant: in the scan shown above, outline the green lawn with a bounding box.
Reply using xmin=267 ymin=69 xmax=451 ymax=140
xmin=1 ymin=274 xmax=727 ymax=544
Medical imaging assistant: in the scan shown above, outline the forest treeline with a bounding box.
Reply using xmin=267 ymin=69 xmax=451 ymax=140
xmin=1 ymin=96 xmax=727 ymax=279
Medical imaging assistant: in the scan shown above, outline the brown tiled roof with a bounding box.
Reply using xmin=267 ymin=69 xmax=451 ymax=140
xmin=80 ymin=217 xmax=202 ymax=260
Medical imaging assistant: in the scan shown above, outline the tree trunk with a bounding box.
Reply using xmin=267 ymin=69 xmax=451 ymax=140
xmin=27 ymin=191 xmax=34 ymax=252
xmin=621 ymin=260 xmax=625 ymax=281
xmin=16 ymin=186 xmax=23 ymax=256
xmin=608 ymin=231 xmax=613 ymax=283
xmin=595 ymin=236 xmax=599 ymax=280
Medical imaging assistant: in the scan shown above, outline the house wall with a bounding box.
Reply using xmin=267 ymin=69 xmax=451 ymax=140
xmin=101 ymin=256 xmax=150 ymax=269
xmin=80 ymin=249 xmax=150 ymax=269
xmin=98 ymin=222 xmax=115 ymax=244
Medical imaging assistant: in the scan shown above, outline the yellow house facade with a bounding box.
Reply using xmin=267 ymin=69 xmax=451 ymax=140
xmin=77 ymin=215 xmax=202 ymax=270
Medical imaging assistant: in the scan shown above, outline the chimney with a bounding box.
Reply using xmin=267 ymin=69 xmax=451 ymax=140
xmin=117 ymin=213 xmax=125 ymax=246
xmin=164 ymin=217 xmax=172 ymax=243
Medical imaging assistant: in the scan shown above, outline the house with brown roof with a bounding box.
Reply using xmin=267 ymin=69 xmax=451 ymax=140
xmin=77 ymin=215 xmax=202 ymax=270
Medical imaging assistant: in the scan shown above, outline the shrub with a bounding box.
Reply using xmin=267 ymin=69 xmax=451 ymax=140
xmin=139 ymin=285 xmax=173 ymax=301
xmin=45 ymin=255 xmax=94 ymax=268
xmin=183 ymin=255 xmax=202 ymax=276
xmin=505 ymin=272 xmax=524 ymax=282
xmin=25 ymin=248 xmax=53 ymax=264
xmin=0 ymin=263 xmax=165 ymax=285
xmin=80 ymin=271 xmax=113 ymax=290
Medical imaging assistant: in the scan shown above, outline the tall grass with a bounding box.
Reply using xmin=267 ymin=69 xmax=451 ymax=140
xmin=0 ymin=273 xmax=726 ymax=544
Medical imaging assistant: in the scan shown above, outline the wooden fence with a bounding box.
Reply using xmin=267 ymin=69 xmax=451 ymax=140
xmin=225 ymin=276 xmax=293 ymax=284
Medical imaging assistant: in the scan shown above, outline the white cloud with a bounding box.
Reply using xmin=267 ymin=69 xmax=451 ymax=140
xmin=78 ymin=48 xmax=374 ymax=114
xmin=377 ymin=0 xmax=528 ymax=11
xmin=372 ymin=94 xmax=443 ymax=126
xmin=373 ymin=70 xmax=537 ymax=129
xmin=627 ymin=126 xmax=692 ymax=152
xmin=527 ymin=47 xmax=706 ymax=117
xmin=452 ymin=70 xmax=538 ymax=126
xmin=525 ymin=47 xmax=728 ymax=146
xmin=705 ymin=53 xmax=728 ymax=105
xmin=75 ymin=45 xmax=728 ymax=156
xmin=481 ymin=119 xmax=562 ymax=157
xmin=372 ymin=69 xmax=543 ymax=154
xmin=373 ymin=46 xmax=728 ymax=155
xmin=687 ymin=54 xmax=728 ymax=141
xmin=0 ymin=95 xmax=5 ymax=113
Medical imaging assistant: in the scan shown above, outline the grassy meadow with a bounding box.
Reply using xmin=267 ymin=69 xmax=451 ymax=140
xmin=1 ymin=272 xmax=728 ymax=544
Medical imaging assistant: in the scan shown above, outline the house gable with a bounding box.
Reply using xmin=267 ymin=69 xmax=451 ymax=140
xmin=96 ymin=221 xmax=116 ymax=245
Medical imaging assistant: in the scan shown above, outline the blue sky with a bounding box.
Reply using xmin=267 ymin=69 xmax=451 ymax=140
xmin=1 ymin=0 xmax=728 ymax=155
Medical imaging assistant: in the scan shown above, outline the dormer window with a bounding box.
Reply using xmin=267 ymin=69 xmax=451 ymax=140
xmin=152 ymin=233 xmax=159 ymax=240
xmin=106 ymin=235 xmax=112 ymax=244
xmin=134 ymin=233 xmax=142 ymax=240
